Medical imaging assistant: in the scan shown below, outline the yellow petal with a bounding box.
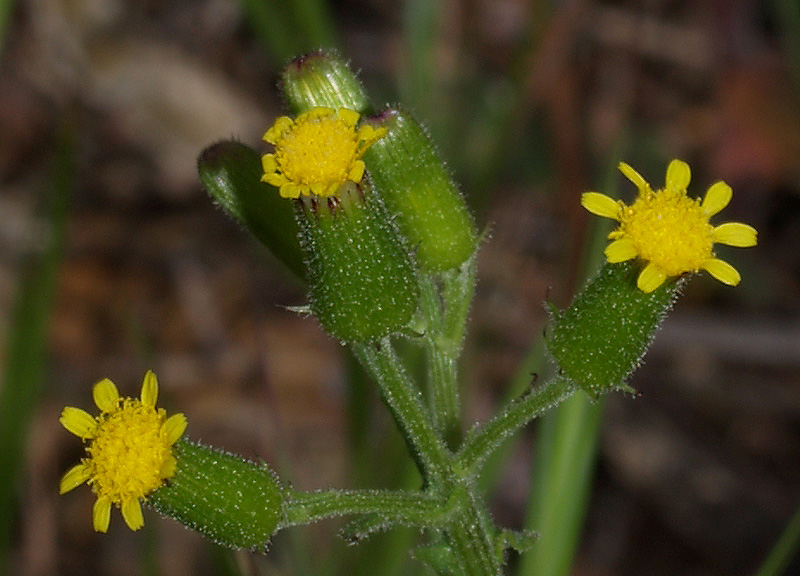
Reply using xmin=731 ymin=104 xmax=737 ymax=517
xmin=702 ymin=258 xmax=741 ymax=286
xmin=121 ymin=498 xmax=145 ymax=531
xmin=605 ymin=238 xmax=638 ymax=263
xmin=59 ymin=463 xmax=91 ymax=494
xmin=337 ymin=108 xmax=360 ymax=127
xmin=141 ymin=370 xmax=158 ymax=408
xmin=702 ymin=181 xmax=732 ymax=216
xmin=162 ymin=413 xmax=188 ymax=445
xmin=92 ymin=378 xmax=119 ymax=413
xmin=637 ymin=263 xmax=668 ymax=293
xmin=618 ymin=162 xmax=650 ymax=193
xmin=348 ymin=160 xmax=365 ymax=183
xmin=357 ymin=125 xmax=385 ymax=147
xmin=93 ymin=496 xmax=112 ymax=533
xmin=263 ymin=173 xmax=287 ymax=188
xmin=279 ymin=183 xmax=303 ymax=199
xmin=713 ymin=222 xmax=757 ymax=247
xmin=581 ymin=192 xmax=622 ymax=220
xmin=665 ymin=159 xmax=691 ymax=191
xmin=60 ymin=407 xmax=98 ymax=439
xmin=261 ymin=154 xmax=278 ymax=174
xmin=264 ymin=116 xmax=293 ymax=143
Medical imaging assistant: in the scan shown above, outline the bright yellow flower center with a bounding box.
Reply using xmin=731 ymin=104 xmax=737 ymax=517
xmin=87 ymin=397 xmax=174 ymax=504
xmin=612 ymin=187 xmax=714 ymax=276
xmin=261 ymin=107 xmax=386 ymax=199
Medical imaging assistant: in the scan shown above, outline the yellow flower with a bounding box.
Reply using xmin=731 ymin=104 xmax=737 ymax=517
xmin=582 ymin=159 xmax=758 ymax=293
xmin=261 ymin=106 xmax=387 ymax=199
xmin=59 ymin=371 xmax=187 ymax=532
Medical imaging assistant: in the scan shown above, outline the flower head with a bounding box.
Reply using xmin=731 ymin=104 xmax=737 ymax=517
xmin=59 ymin=371 xmax=187 ymax=532
xmin=261 ymin=107 xmax=386 ymax=199
xmin=582 ymin=159 xmax=757 ymax=292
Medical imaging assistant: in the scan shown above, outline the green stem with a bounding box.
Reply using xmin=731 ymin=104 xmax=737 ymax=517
xmin=754 ymin=501 xmax=800 ymax=576
xmin=419 ymin=275 xmax=461 ymax=442
xmin=281 ymin=488 xmax=449 ymax=528
xmin=456 ymin=376 xmax=576 ymax=477
xmin=351 ymin=339 xmax=452 ymax=482
xmin=519 ymin=395 xmax=604 ymax=576
xmin=446 ymin=493 xmax=502 ymax=576
xmin=0 ymin=120 xmax=72 ymax=571
xmin=420 ymin=260 xmax=477 ymax=445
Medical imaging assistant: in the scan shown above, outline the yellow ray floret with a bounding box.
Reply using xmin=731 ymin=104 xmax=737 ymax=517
xmin=581 ymin=159 xmax=757 ymax=292
xmin=59 ymin=371 xmax=187 ymax=532
xmin=261 ymin=106 xmax=387 ymax=199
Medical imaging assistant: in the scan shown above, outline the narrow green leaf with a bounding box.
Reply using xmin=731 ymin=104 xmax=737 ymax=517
xmin=0 ymin=120 xmax=72 ymax=569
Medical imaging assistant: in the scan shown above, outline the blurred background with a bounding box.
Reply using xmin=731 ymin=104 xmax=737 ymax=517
xmin=1 ymin=0 xmax=799 ymax=575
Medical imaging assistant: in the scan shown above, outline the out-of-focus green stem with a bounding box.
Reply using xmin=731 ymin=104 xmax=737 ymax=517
xmin=517 ymin=152 xmax=624 ymax=576
xmin=0 ymin=119 xmax=72 ymax=571
xmin=401 ymin=0 xmax=442 ymax=130
xmin=518 ymin=395 xmax=604 ymax=576
xmin=772 ymin=0 xmax=800 ymax=91
xmin=238 ymin=0 xmax=337 ymax=63
xmin=754 ymin=502 xmax=800 ymax=576
xmin=0 ymin=0 xmax=15 ymax=60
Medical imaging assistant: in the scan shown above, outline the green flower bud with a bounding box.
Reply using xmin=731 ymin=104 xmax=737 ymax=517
xmin=198 ymin=140 xmax=306 ymax=280
xmin=148 ymin=440 xmax=284 ymax=552
xmin=546 ymin=261 xmax=684 ymax=395
xmin=298 ymin=182 xmax=420 ymax=341
xmin=363 ymin=108 xmax=477 ymax=271
xmin=281 ymin=49 xmax=370 ymax=116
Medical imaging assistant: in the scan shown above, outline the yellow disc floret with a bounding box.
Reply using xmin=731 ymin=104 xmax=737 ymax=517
xmin=59 ymin=371 xmax=187 ymax=532
xmin=581 ymin=159 xmax=758 ymax=293
xmin=261 ymin=107 xmax=387 ymax=199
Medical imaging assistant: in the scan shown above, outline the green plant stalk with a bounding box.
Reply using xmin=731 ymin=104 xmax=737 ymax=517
xmin=401 ymin=0 xmax=441 ymax=126
xmin=0 ymin=0 xmax=15 ymax=60
xmin=0 ymin=121 xmax=72 ymax=571
xmin=518 ymin=394 xmax=604 ymax=576
xmin=456 ymin=375 xmax=576 ymax=477
xmin=237 ymin=0 xmax=337 ymax=64
xmin=419 ymin=274 xmax=460 ymax=442
xmin=289 ymin=0 xmax=337 ymax=49
xmin=445 ymin=493 xmax=502 ymax=576
xmin=417 ymin=258 xmax=477 ymax=446
xmin=754 ymin=501 xmax=800 ymax=576
xmin=281 ymin=488 xmax=451 ymax=528
xmin=351 ymin=339 xmax=451 ymax=483
xmin=519 ymin=153 xmax=625 ymax=576
xmin=771 ymin=0 xmax=800 ymax=91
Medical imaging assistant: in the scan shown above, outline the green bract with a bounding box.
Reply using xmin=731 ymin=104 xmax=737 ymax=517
xmin=148 ymin=440 xmax=284 ymax=551
xmin=298 ymin=182 xmax=420 ymax=342
xmin=281 ymin=49 xmax=370 ymax=116
xmin=546 ymin=261 xmax=684 ymax=395
xmin=198 ymin=140 xmax=306 ymax=280
xmin=364 ymin=108 xmax=477 ymax=271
